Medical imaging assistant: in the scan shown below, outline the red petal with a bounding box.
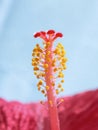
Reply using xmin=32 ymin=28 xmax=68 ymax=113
xmin=34 ymin=32 xmax=41 ymax=38
xmin=40 ymin=31 xmax=46 ymax=35
xmin=47 ymin=30 xmax=55 ymax=35
xmin=55 ymin=32 xmax=63 ymax=37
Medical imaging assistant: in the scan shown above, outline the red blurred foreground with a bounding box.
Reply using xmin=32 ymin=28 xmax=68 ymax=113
xmin=0 ymin=89 xmax=98 ymax=130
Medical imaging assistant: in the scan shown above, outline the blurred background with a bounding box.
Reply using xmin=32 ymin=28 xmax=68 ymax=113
xmin=0 ymin=0 xmax=98 ymax=102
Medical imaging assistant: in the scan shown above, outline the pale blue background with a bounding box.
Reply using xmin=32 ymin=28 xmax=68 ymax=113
xmin=0 ymin=0 xmax=98 ymax=102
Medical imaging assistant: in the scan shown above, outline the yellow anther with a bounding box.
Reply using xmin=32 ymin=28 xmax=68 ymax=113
xmin=42 ymin=54 xmax=45 ymax=58
xmin=58 ymin=84 xmax=62 ymax=88
xmin=34 ymin=71 xmax=37 ymax=75
xmin=44 ymin=64 xmax=48 ymax=68
xmin=37 ymin=53 xmax=40 ymax=57
xmin=32 ymin=62 xmax=37 ymax=66
xmin=53 ymin=58 xmax=56 ymax=62
xmin=52 ymin=82 xmax=55 ymax=86
xmin=37 ymin=72 xmax=45 ymax=78
xmin=38 ymin=48 xmax=43 ymax=53
xmin=60 ymin=87 xmax=64 ymax=92
xmin=61 ymin=58 xmax=68 ymax=63
xmin=32 ymin=53 xmax=35 ymax=56
xmin=46 ymin=51 xmax=50 ymax=56
xmin=58 ymin=72 xmax=64 ymax=78
xmin=50 ymin=75 xmax=53 ymax=79
xmin=63 ymin=65 xmax=67 ymax=70
xmin=37 ymin=75 xmax=40 ymax=78
xmin=62 ymin=49 xmax=65 ymax=53
xmin=52 ymin=62 xmax=55 ymax=67
xmin=62 ymin=74 xmax=64 ymax=78
xmin=33 ymin=48 xmax=37 ymax=52
xmin=32 ymin=58 xmax=35 ymax=62
xmin=35 ymin=58 xmax=39 ymax=61
xmin=38 ymin=80 xmax=43 ymax=85
xmin=41 ymin=90 xmax=45 ymax=94
xmin=54 ymin=49 xmax=58 ymax=54
xmin=45 ymin=43 xmax=50 ymax=49
xmin=54 ymin=68 xmax=58 ymax=72
xmin=52 ymin=59 xmax=56 ymax=66
xmin=56 ymin=89 xmax=59 ymax=95
xmin=46 ymin=57 xmax=51 ymax=62
xmin=58 ymin=67 xmax=63 ymax=71
xmin=33 ymin=67 xmax=39 ymax=71
xmin=41 ymin=73 xmax=45 ymax=77
xmin=57 ymin=43 xmax=61 ymax=46
xmin=61 ymin=79 xmax=64 ymax=83
xmin=47 ymin=42 xmax=50 ymax=46
xmin=45 ymin=86 xmax=49 ymax=90
xmin=54 ymin=48 xmax=60 ymax=55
